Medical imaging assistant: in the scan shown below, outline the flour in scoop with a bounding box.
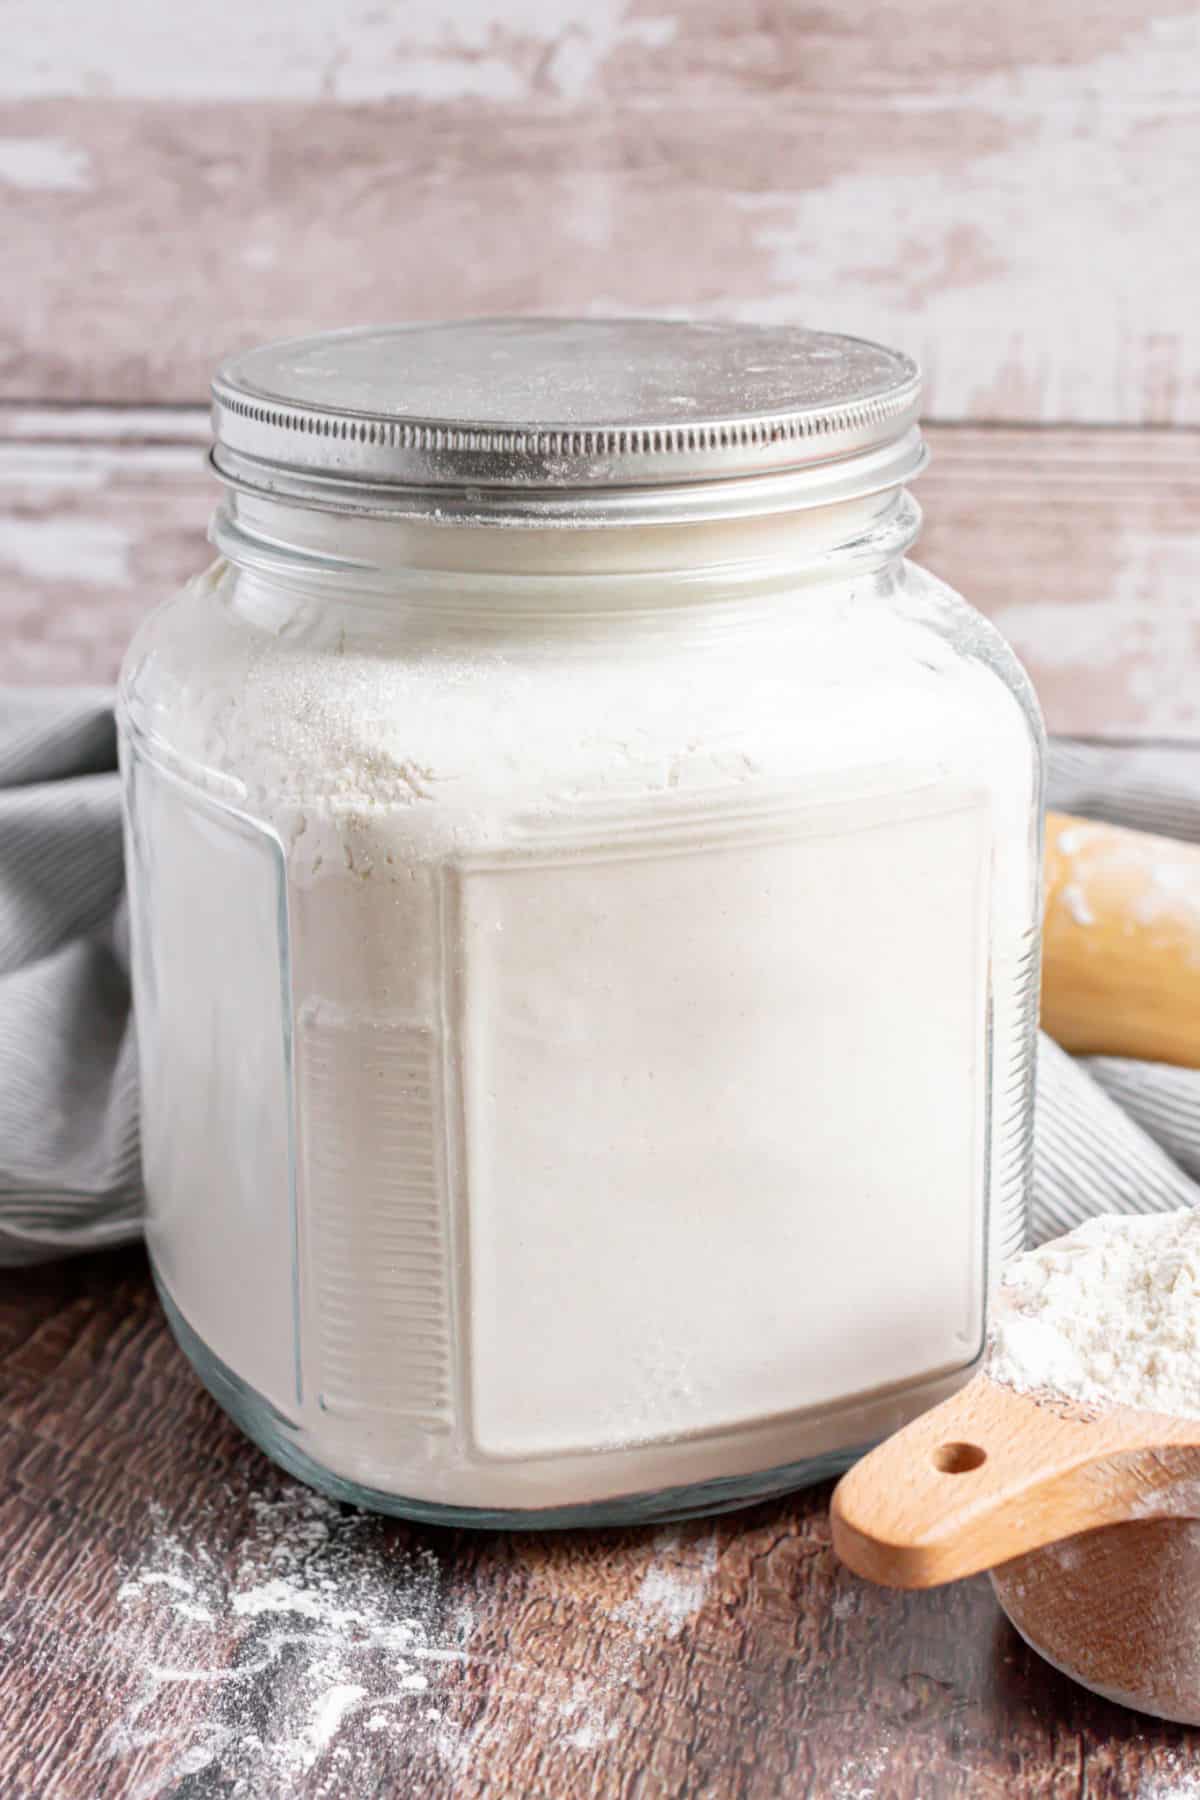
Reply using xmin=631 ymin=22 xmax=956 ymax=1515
xmin=989 ymin=1209 xmax=1200 ymax=1417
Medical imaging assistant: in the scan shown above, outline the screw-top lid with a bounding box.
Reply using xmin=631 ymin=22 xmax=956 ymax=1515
xmin=211 ymin=318 xmax=925 ymax=524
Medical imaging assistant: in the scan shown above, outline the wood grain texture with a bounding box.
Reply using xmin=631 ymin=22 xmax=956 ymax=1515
xmin=3 ymin=419 xmax=1200 ymax=739
xmin=3 ymin=1253 xmax=1200 ymax=1798
xmin=3 ymin=0 xmax=1200 ymax=419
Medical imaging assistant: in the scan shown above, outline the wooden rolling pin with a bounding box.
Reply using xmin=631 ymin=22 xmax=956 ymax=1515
xmin=1043 ymin=810 xmax=1200 ymax=1068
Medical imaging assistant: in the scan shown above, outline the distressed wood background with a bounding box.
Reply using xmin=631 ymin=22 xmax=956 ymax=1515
xmin=3 ymin=0 xmax=1199 ymax=732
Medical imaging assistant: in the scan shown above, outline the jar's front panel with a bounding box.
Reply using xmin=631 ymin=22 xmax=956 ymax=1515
xmin=455 ymin=786 xmax=990 ymax=1462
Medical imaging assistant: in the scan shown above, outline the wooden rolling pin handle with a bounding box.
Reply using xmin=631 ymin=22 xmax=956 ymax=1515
xmin=1043 ymin=810 xmax=1200 ymax=1068
xmin=830 ymin=1373 xmax=1200 ymax=1590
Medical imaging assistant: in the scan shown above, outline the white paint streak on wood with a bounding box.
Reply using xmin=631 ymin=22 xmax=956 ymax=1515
xmin=2 ymin=0 xmax=680 ymax=103
xmin=0 ymin=408 xmax=208 ymax=444
xmin=733 ymin=9 xmax=1200 ymax=423
xmin=0 ymin=137 xmax=91 ymax=190
xmin=0 ymin=444 xmax=206 ymax=485
xmin=992 ymin=533 xmax=1200 ymax=734
xmin=4 ymin=0 xmax=1192 ymax=105
xmin=0 ymin=517 xmax=132 ymax=585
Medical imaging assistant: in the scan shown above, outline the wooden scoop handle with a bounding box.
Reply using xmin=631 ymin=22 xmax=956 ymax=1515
xmin=831 ymin=1372 xmax=1200 ymax=1589
xmin=1043 ymin=810 xmax=1200 ymax=1067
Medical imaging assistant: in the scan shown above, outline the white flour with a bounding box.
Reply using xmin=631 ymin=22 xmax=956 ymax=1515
xmin=989 ymin=1209 xmax=1200 ymax=1416
xmin=616 ymin=1526 xmax=718 ymax=1641
xmin=1140 ymin=1759 xmax=1200 ymax=1800
xmin=1051 ymin=818 xmax=1200 ymax=936
xmin=100 ymin=1483 xmax=721 ymax=1794
xmin=105 ymin=1487 xmax=473 ymax=1794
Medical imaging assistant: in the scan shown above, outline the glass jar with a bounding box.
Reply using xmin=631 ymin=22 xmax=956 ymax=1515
xmin=118 ymin=319 xmax=1044 ymax=1527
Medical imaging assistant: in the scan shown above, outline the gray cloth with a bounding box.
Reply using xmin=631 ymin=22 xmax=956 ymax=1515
xmin=0 ymin=690 xmax=139 ymax=1262
xmin=2 ymin=691 xmax=1200 ymax=1265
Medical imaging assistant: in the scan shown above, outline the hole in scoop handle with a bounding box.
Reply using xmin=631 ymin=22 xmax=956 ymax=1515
xmin=830 ymin=1372 xmax=1188 ymax=1589
xmin=931 ymin=1439 xmax=987 ymax=1475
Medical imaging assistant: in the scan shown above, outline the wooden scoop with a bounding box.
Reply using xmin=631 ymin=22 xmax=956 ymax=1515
xmin=831 ymin=1370 xmax=1200 ymax=1590
xmin=832 ymin=1373 xmax=1200 ymax=1722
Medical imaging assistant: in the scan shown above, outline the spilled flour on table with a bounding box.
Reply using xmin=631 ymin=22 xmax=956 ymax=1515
xmin=616 ymin=1526 xmax=718 ymax=1641
xmin=101 ymin=1490 xmax=725 ymax=1793
xmin=829 ymin=1746 xmax=889 ymax=1800
xmin=1139 ymin=1760 xmax=1200 ymax=1800
xmin=103 ymin=1486 xmax=474 ymax=1795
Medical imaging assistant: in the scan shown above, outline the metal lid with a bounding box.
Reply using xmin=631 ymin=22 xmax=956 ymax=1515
xmin=211 ymin=318 xmax=925 ymax=525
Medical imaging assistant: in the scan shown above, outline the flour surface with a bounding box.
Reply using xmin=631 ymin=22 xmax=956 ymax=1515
xmin=989 ymin=1208 xmax=1200 ymax=1417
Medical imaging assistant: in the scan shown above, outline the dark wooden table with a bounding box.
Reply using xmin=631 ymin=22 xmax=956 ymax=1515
xmin=3 ymin=1249 xmax=1198 ymax=1800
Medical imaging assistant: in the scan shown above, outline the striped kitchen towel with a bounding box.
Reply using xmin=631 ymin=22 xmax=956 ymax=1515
xmin=0 ymin=689 xmax=140 ymax=1263
xmin=1 ymin=687 xmax=1199 ymax=1264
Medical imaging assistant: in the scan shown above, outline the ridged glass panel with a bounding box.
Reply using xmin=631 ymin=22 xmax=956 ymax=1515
xmin=992 ymin=925 xmax=1041 ymax=1266
xmin=297 ymin=1007 xmax=452 ymax=1429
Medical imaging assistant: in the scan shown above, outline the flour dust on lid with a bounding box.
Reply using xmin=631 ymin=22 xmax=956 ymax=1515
xmin=210 ymin=317 xmax=926 ymax=524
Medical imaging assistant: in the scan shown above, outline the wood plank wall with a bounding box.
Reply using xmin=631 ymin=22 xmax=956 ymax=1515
xmin=4 ymin=1 xmax=1199 ymax=735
